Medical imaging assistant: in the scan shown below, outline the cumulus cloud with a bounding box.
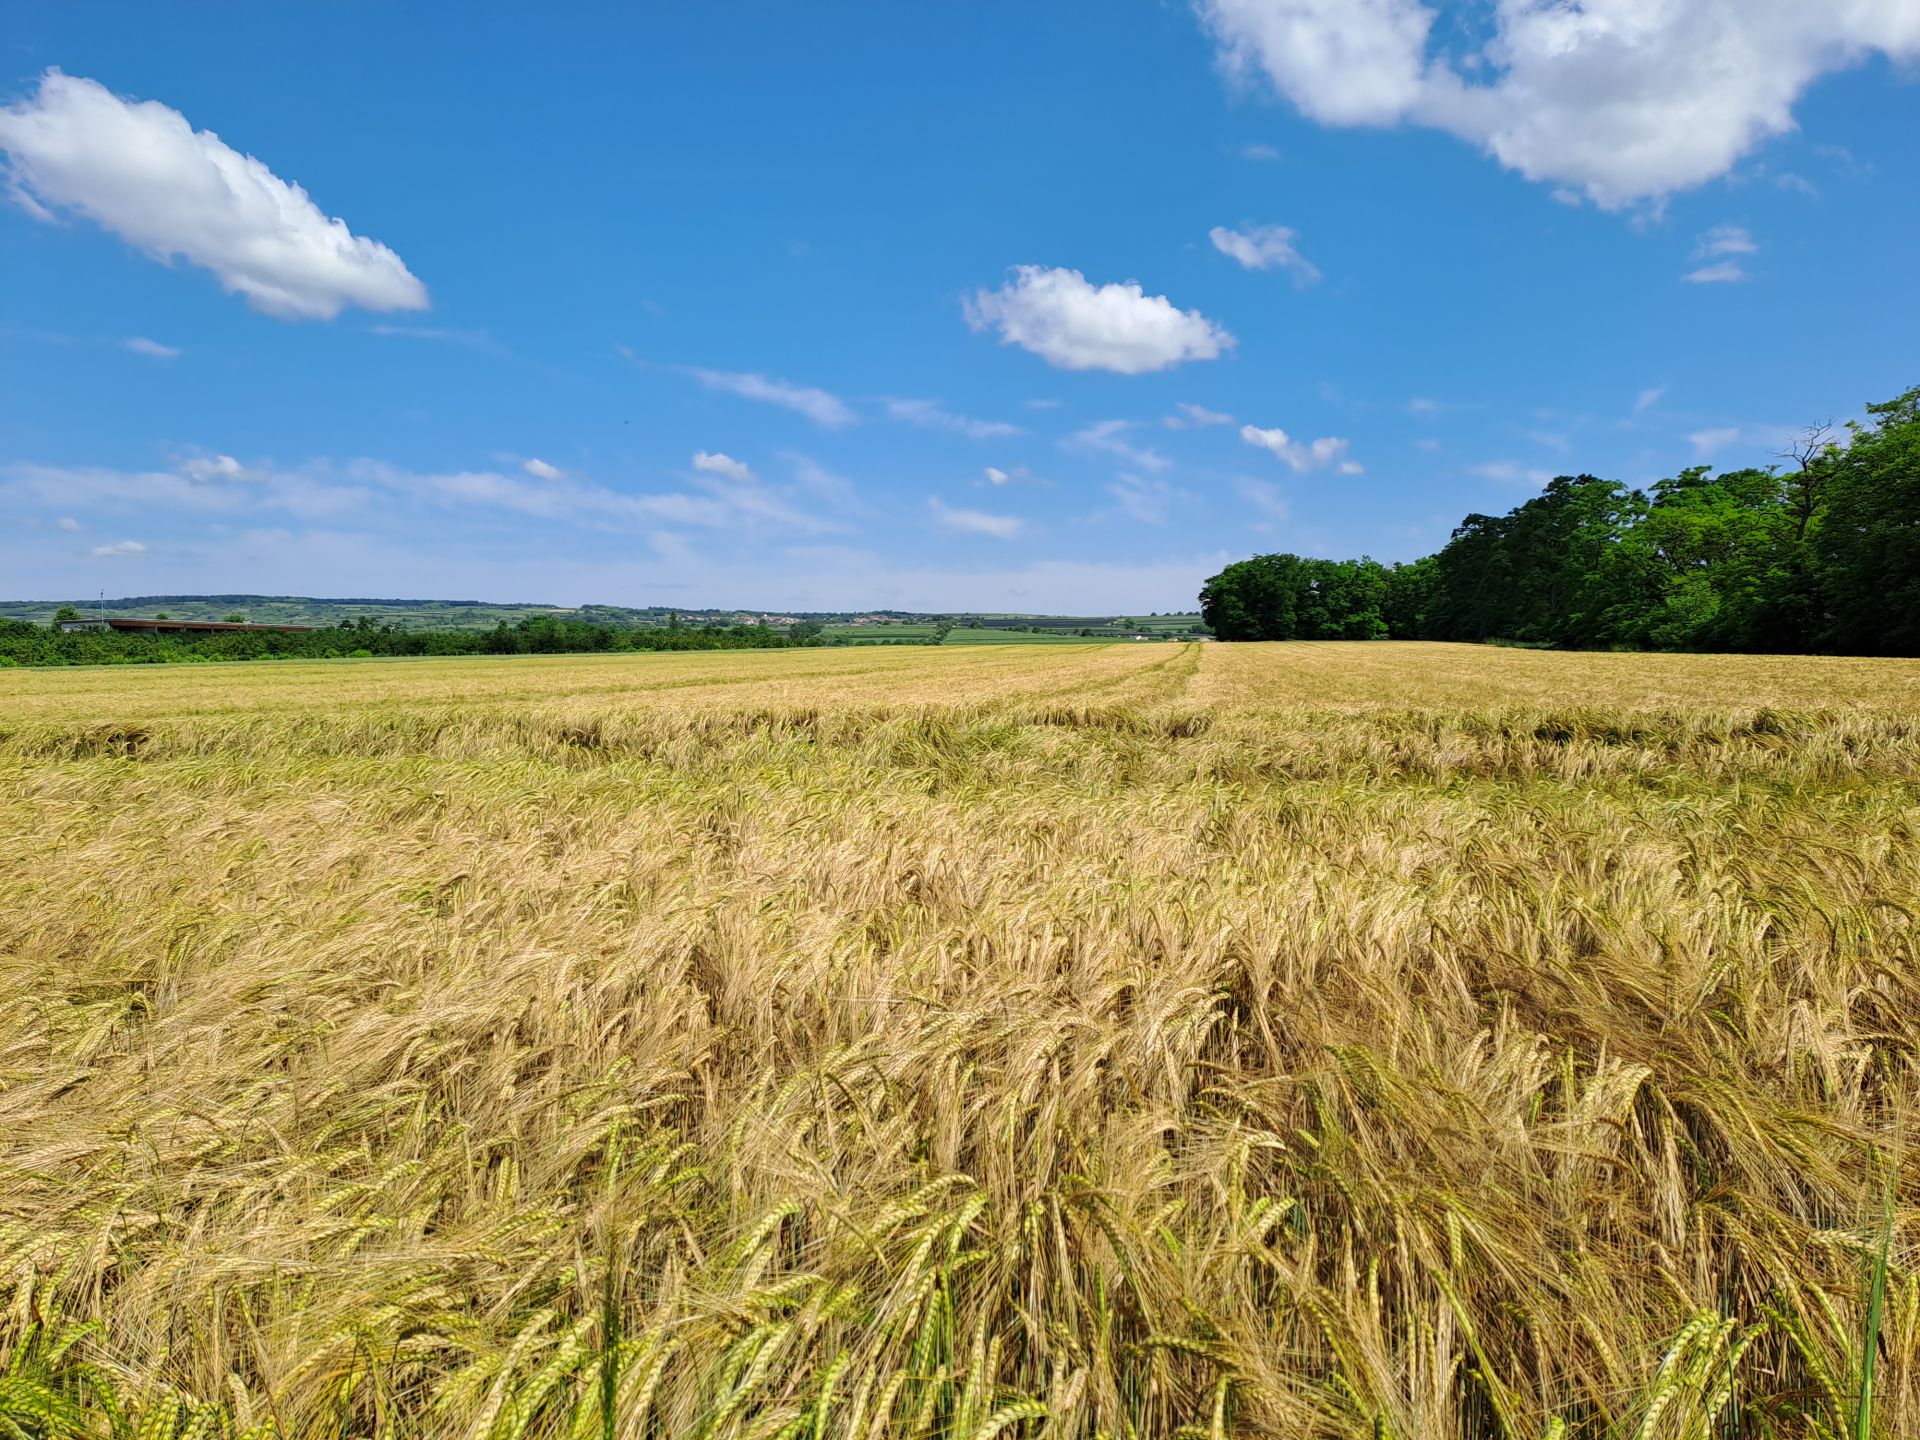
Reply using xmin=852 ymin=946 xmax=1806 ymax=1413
xmin=0 ymin=70 xmax=427 ymax=318
xmin=983 ymin=466 xmax=1010 ymax=485
xmin=883 ymin=397 xmax=1024 ymax=440
xmin=686 ymin=367 xmax=856 ymax=427
xmin=1196 ymin=1 xmax=1920 ymax=207
xmin=965 ymin=265 xmax=1233 ymax=374
xmin=929 ymin=497 xmax=1023 ymax=539
xmin=55 ymin=516 xmax=82 ymax=532
xmin=1067 ymin=420 xmax=1172 ymax=473
xmin=1208 ymin=223 xmax=1321 ymax=283
xmin=89 ymin=539 xmax=145 ymax=557
xmin=1164 ymin=402 xmax=1234 ymax=430
xmin=1240 ymin=423 xmax=1361 ymax=474
xmin=1684 ymin=224 xmax=1758 ymax=282
xmin=122 ymin=336 xmax=179 ymax=359
xmin=691 ymin=450 xmax=753 ymax=483
xmin=522 ymin=458 xmax=563 ymax=480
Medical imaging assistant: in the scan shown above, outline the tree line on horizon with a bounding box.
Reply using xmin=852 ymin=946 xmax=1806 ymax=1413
xmin=0 ymin=613 xmax=838 ymax=668
xmin=1200 ymin=383 xmax=1919 ymax=656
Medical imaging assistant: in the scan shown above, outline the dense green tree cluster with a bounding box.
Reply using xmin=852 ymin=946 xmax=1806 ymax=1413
xmin=0 ymin=613 xmax=823 ymax=668
xmin=1198 ymin=555 xmax=1395 ymax=641
xmin=1202 ymin=384 xmax=1920 ymax=655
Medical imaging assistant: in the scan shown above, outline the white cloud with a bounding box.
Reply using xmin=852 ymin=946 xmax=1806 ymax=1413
xmin=1683 ymin=224 xmax=1757 ymax=282
xmin=1684 ymin=260 xmax=1749 ymax=285
xmin=1105 ymin=474 xmax=1181 ymax=526
xmin=965 ymin=265 xmax=1234 ymax=374
xmin=928 ymin=497 xmax=1022 ymax=539
xmin=55 ymin=516 xmax=82 ymax=532
xmin=1688 ymin=427 xmax=1742 ymax=456
xmin=691 ymin=450 xmax=753 ymax=483
xmin=179 ymin=453 xmax=255 ymax=483
xmin=1024 ymin=398 xmax=1063 ymax=410
xmin=1067 ymin=420 xmax=1172 ymax=473
xmin=1196 ymin=1 xmax=1920 ymax=208
xmin=0 ymin=71 xmax=427 ymax=318
xmin=123 ymin=336 xmax=179 ymax=359
xmin=89 ymin=539 xmax=145 ymax=557
xmin=1414 ymin=437 xmax=1441 ymax=453
xmin=983 ymin=466 xmax=1010 ymax=486
xmin=6 ymin=455 xmax=366 ymax=519
xmin=883 ymin=397 xmax=1024 ymax=440
xmin=1240 ymin=141 xmax=1283 ymax=161
xmin=1697 ymin=224 xmax=1759 ymax=257
xmin=686 ymin=367 xmax=856 ymax=427
xmin=522 ymin=458 xmax=563 ymax=481
xmin=1240 ymin=423 xmax=1360 ymax=473
xmin=371 ymin=324 xmax=500 ymax=354
xmin=1208 ymin=223 xmax=1321 ymax=283
xmin=1634 ymin=386 xmax=1666 ymax=415
xmin=1407 ymin=396 xmax=1443 ymax=416
xmin=6 ymin=447 xmax=852 ymax=537
xmin=1470 ymin=461 xmax=1553 ymax=486
xmin=1164 ymin=402 xmax=1235 ymax=430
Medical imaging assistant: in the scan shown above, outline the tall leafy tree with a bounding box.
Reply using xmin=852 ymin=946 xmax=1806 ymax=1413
xmin=1819 ymin=386 xmax=1920 ymax=655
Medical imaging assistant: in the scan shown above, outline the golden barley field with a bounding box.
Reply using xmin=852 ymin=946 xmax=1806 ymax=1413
xmin=1 ymin=641 xmax=1916 ymax=1440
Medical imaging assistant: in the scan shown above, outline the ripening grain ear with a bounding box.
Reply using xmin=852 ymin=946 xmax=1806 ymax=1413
xmin=0 ymin=642 xmax=1913 ymax=1437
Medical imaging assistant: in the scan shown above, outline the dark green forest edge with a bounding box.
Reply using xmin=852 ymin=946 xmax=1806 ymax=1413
xmin=1201 ymin=384 xmax=1920 ymax=656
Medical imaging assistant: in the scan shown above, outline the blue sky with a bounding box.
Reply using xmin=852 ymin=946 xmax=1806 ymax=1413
xmin=2 ymin=3 xmax=1916 ymax=612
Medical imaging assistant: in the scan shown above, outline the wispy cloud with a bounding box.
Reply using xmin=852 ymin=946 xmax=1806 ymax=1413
xmin=122 ymin=336 xmax=179 ymax=359
xmin=1163 ymin=402 xmax=1234 ymax=430
xmin=686 ymin=367 xmax=857 ymax=428
xmin=1105 ymin=473 xmax=1180 ymax=525
xmin=1066 ymin=420 xmax=1170 ymax=472
xmin=89 ymin=539 xmax=146 ymax=557
xmin=1236 ymin=478 xmax=1291 ymax=523
xmin=1208 ymin=223 xmax=1321 ymax=284
xmin=371 ymin=324 xmax=503 ymax=354
xmin=1687 ymin=427 xmax=1742 ymax=456
xmin=1469 ymin=461 xmax=1552 ymax=486
xmin=1684 ymin=225 xmax=1757 ymax=283
xmin=928 ymin=497 xmax=1022 ymax=539
xmin=883 ymin=397 xmax=1023 ymax=440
